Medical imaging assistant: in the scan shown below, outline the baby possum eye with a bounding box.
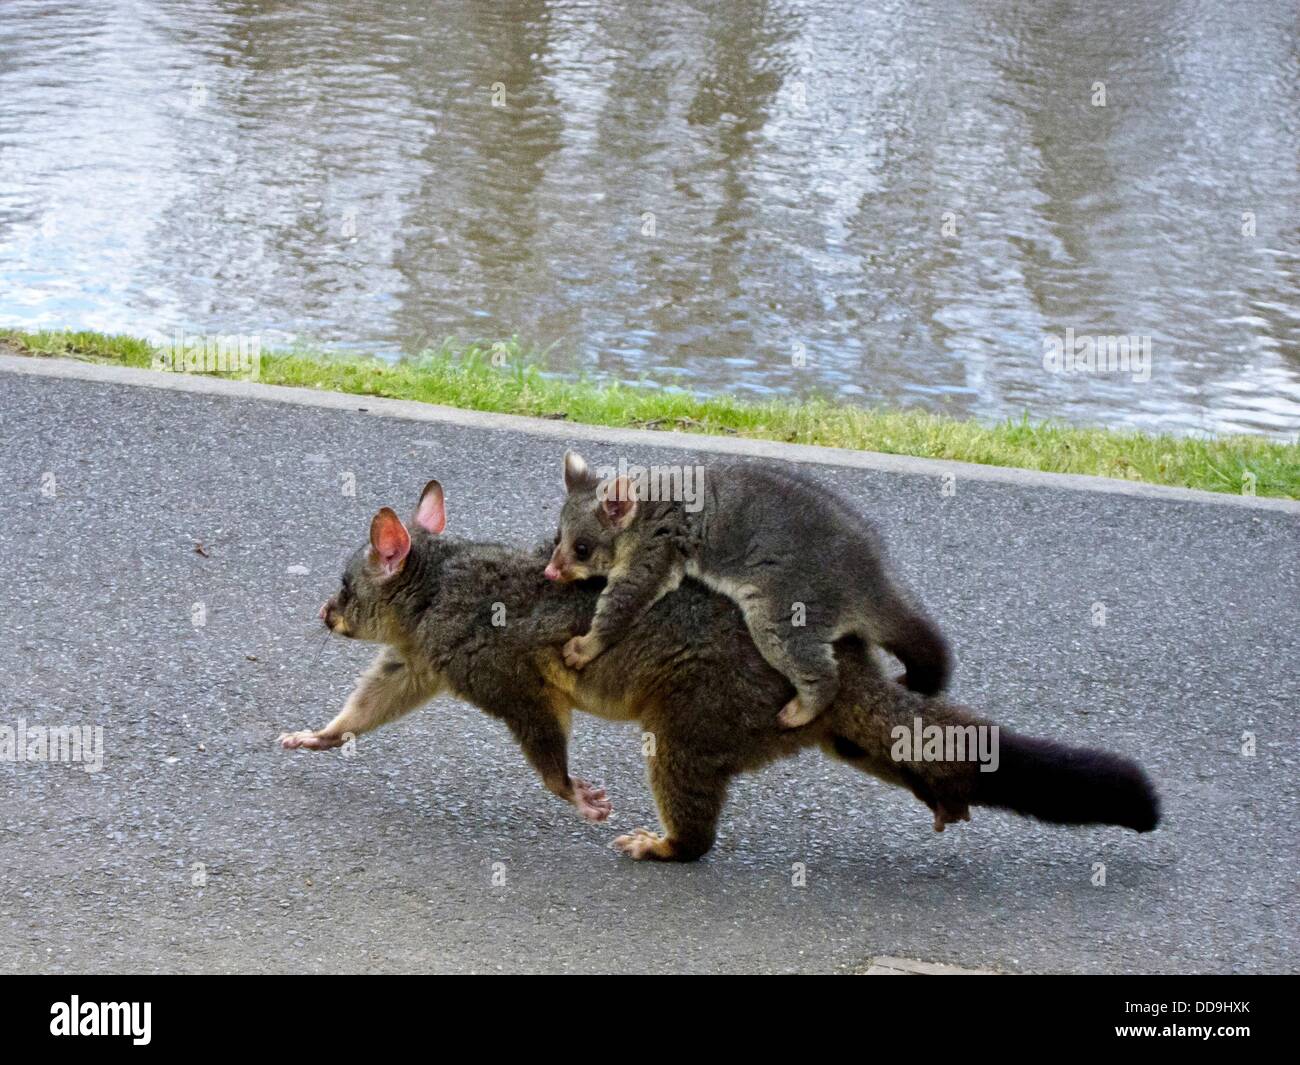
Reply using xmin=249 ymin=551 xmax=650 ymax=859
xmin=574 ymin=541 xmax=591 ymax=560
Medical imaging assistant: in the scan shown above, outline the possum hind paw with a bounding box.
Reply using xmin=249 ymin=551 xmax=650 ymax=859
xmin=932 ymin=800 xmax=971 ymax=832
xmin=611 ymin=828 xmax=671 ymax=860
xmin=777 ymin=696 xmax=819 ymax=729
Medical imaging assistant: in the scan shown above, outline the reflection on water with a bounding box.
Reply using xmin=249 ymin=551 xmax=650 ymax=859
xmin=0 ymin=0 xmax=1296 ymax=436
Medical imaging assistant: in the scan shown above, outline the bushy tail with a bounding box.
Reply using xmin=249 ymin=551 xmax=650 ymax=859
xmin=975 ymin=731 xmax=1160 ymax=832
xmin=824 ymin=655 xmax=1160 ymax=834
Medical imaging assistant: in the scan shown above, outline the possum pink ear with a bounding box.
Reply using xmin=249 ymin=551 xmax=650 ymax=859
xmin=415 ymin=479 xmax=446 ymax=534
xmin=369 ymin=507 xmax=411 ymax=577
xmin=599 ymin=475 xmax=637 ymax=528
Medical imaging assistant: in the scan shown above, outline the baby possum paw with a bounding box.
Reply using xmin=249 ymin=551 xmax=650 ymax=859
xmin=777 ymin=696 xmax=819 ymax=729
xmin=611 ymin=828 xmax=671 ymax=860
xmin=570 ymin=777 xmax=613 ymax=821
xmin=278 ymin=730 xmax=344 ymax=751
xmin=563 ymin=634 xmax=601 ymax=670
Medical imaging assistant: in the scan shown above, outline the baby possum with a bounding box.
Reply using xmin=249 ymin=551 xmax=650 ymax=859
xmin=544 ymin=451 xmax=952 ymax=728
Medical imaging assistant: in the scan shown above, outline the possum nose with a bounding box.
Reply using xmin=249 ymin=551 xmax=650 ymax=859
xmin=543 ymin=563 xmax=561 ymax=581
xmin=319 ymin=602 xmax=330 ymax=621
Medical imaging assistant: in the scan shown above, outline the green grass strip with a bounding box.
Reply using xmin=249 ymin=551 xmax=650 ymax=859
xmin=4 ymin=328 xmax=1295 ymax=499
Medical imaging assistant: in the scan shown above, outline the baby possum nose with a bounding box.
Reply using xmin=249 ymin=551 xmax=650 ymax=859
xmin=543 ymin=563 xmax=561 ymax=581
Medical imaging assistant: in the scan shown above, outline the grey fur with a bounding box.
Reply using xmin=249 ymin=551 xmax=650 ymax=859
xmin=549 ymin=454 xmax=953 ymax=725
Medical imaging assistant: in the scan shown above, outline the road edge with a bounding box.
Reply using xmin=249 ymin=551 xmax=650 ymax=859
xmin=3 ymin=352 xmax=1297 ymax=513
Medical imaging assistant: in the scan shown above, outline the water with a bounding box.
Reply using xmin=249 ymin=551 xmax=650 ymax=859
xmin=1 ymin=0 xmax=1297 ymax=436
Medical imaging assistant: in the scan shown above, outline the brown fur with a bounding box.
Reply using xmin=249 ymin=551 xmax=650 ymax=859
xmin=280 ymin=487 xmax=1160 ymax=860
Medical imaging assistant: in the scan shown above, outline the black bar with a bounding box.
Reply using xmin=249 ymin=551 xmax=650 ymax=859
xmin=2 ymin=974 xmax=1288 ymax=1052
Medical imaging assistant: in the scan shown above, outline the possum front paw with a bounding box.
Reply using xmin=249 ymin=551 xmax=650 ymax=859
xmin=278 ymin=730 xmax=344 ymax=751
xmin=571 ymin=777 xmax=613 ymax=821
xmin=563 ymin=634 xmax=601 ymax=670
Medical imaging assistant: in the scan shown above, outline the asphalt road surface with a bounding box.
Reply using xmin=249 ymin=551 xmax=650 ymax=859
xmin=1 ymin=362 xmax=1296 ymax=973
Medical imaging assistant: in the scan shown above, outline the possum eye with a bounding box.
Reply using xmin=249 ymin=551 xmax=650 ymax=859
xmin=573 ymin=541 xmax=591 ymax=560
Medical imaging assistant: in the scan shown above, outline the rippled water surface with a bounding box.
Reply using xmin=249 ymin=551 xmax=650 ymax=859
xmin=1 ymin=0 xmax=1297 ymax=435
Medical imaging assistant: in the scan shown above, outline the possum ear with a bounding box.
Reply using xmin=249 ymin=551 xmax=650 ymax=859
xmin=563 ymin=450 xmax=597 ymax=493
xmin=598 ymin=475 xmax=638 ymax=529
xmin=415 ymin=479 xmax=446 ymax=534
xmin=369 ymin=507 xmax=411 ymax=577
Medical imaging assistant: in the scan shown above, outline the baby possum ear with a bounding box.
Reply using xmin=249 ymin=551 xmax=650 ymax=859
xmin=598 ymin=474 xmax=638 ymax=529
xmin=415 ymin=479 xmax=446 ymax=534
xmin=369 ymin=507 xmax=412 ymax=577
xmin=563 ymin=450 xmax=596 ymax=493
